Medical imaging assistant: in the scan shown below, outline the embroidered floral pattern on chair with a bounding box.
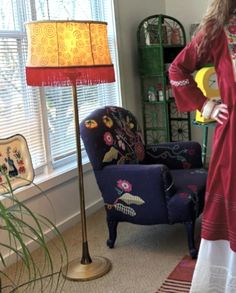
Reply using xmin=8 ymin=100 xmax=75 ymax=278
xmin=84 ymin=106 xmax=145 ymax=167
xmin=105 ymin=179 xmax=145 ymax=217
xmin=145 ymin=141 xmax=203 ymax=170
xmin=146 ymin=144 xmax=194 ymax=168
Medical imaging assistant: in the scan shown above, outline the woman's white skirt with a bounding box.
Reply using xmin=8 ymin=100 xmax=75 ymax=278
xmin=190 ymin=239 xmax=236 ymax=292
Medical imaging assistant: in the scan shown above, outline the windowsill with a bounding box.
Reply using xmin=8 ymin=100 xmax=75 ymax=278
xmin=1 ymin=159 xmax=93 ymax=206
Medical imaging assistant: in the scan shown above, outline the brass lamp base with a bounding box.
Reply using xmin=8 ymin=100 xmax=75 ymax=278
xmin=62 ymin=256 xmax=111 ymax=281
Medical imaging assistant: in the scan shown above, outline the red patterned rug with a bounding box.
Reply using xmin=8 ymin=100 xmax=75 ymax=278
xmin=157 ymin=255 xmax=196 ymax=292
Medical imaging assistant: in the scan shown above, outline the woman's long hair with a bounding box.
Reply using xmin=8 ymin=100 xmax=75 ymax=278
xmin=197 ymin=0 xmax=236 ymax=58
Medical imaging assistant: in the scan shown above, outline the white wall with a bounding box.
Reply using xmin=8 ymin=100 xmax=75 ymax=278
xmin=113 ymin=0 xmax=166 ymax=123
xmin=165 ymin=0 xmax=207 ymax=41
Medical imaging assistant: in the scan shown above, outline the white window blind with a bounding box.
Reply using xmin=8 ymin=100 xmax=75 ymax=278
xmin=0 ymin=0 xmax=121 ymax=174
xmin=0 ymin=1 xmax=46 ymax=173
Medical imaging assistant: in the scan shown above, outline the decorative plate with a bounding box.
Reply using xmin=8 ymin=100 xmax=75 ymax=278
xmin=0 ymin=134 xmax=35 ymax=194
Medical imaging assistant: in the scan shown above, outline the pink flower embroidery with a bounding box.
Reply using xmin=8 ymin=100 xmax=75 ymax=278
xmin=117 ymin=179 xmax=132 ymax=192
xmin=104 ymin=132 xmax=113 ymax=146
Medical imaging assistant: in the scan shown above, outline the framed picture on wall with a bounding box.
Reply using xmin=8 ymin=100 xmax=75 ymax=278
xmin=0 ymin=134 xmax=34 ymax=194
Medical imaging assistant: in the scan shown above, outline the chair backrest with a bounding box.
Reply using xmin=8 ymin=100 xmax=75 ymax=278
xmin=80 ymin=106 xmax=145 ymax=170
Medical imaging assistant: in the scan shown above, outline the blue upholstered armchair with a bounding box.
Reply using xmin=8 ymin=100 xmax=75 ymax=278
xmin=80 ymin=106 xmax=207 ymax=258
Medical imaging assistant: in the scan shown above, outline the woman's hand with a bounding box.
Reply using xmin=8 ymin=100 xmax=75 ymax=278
xmin=211 ymin=103 xmax=228 ymax=124
xmin=201 ymin=100 xmax=228 ymax=124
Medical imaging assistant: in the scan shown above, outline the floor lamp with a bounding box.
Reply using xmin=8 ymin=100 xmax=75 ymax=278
xmin=25 ymin=20 xmax=115 ymax=281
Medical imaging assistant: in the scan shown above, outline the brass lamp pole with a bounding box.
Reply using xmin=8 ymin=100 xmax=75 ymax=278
xmin=60 ymin=84 xmax=111 ymax=280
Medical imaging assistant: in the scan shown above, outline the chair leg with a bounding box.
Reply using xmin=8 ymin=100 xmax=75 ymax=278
xmin=106 ymin=220 xmax=118 ymax=248
xmin=184 ymin=221 xmax=198 ymax=259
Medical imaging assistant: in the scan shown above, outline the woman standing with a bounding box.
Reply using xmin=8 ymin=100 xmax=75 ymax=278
xmin=169 ymin=0 xmax=236 ymax=292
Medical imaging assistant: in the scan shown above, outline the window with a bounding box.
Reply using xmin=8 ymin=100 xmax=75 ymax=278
xmin=0 ymin=0 xmax=121 ymax=175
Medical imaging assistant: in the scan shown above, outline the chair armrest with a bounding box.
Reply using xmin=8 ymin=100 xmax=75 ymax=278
xmin=145 ymin=141 xmax=203 ymax=169
xmin=94 ymin=164 xmax=175 ymax=224
xmin=96 ymin=164 xmax=175 ymax=200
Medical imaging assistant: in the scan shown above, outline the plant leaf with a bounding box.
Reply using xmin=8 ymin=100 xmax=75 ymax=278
xmin=0 ymin=172 xmax=68 ymax=292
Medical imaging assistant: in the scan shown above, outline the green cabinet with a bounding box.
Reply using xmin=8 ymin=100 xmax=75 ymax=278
xmin=137 ymin=14 xmax=191 ymax=144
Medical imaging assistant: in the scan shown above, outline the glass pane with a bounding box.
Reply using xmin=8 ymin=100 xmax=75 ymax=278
xmin=0 ymin=0 xmax=16 ymax=30
xmin=35 ymin=0 xmax=92 ymax=20
xmin=0 ymin=38 xmax=46 ymax=168
xmin=0 ymin=0 xmax=31 ymax=31
xmin=45 ymin=87 xmax=75 ymax=160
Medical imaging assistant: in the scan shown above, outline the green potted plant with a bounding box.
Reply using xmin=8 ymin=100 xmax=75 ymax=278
xmin=0 ymin=135 xmax=68 ymax=292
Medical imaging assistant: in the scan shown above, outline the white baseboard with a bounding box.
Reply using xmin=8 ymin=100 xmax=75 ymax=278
xmin=2 ymin=198 xmax=104 ymax=268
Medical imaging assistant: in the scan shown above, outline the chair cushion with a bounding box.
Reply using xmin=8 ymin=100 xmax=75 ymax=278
xmin=167 ymin=168 xmax=207 ymax=223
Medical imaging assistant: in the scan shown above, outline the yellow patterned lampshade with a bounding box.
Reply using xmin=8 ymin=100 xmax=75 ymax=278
xmin=25 ymin=20 xmax=115 ymax=86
